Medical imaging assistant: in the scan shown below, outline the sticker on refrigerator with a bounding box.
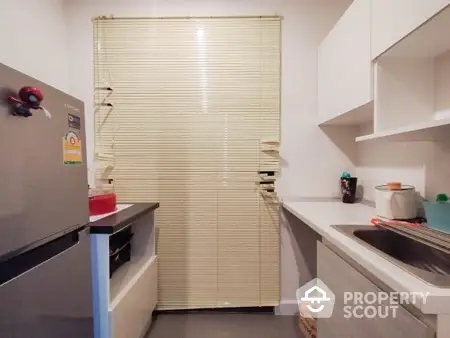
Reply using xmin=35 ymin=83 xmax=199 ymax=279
xmin=68 ymin=113 xmax=81 ymax=130
xmin=63 ymin=131 xmax=83 ymax=165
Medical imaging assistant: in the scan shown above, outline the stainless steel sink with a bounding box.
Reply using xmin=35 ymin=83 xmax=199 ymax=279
xmin=333 ymin=224 xmax=450 ymax=287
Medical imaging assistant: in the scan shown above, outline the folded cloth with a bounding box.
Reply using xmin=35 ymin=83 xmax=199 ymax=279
xmin=298 ymin=315 xmax=317 ymax=338
xmin=300 ymin=317 xmax=316 ymax=330
xmin=299 ymin=303 xmax=318 ymax=323
xmin=300 ymin=316 xmax=316 ymax=329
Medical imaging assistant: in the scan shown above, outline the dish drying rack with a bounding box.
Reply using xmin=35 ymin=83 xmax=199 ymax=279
xmin=371 ymin=218 xmax=450 ymax=254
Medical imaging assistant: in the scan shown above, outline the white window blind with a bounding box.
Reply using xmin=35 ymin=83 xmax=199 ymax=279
xmin=94 ymin=16 xmax=281 ymax=310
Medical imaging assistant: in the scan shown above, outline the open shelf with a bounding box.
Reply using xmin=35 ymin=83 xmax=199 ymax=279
xmin=381 ymin=6 xmax=450 ymax=59
xmin=356 ymin=118 xmax=450 ymax=142
xmin=371 ymin=29 xmax=450 ymax=143
xmin=319 ymin=101 xmax=373 ymax=126
xmin=109 ymin=208 xmax=156 ymax=307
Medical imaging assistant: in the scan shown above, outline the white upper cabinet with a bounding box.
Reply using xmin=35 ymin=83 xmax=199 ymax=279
xmin=371 ymin=0 xmax=450 ymax=59
xmin=318 ymin=0 xmax=372 ymax=125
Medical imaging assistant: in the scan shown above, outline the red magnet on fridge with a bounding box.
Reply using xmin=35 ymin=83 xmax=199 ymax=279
xmin=7 ymin=86 xmax=51 ymax=118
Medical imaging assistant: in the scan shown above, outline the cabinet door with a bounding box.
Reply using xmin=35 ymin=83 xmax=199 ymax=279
xmin=318 ymin=0 xmax=372 ymax=123
xmin=111 ymin=256 xmax=158 ymax=338
xmin=372 ymin=0 xmax=450 ymax=59
xmin=317 ymin=242 xmax=433 ymax=338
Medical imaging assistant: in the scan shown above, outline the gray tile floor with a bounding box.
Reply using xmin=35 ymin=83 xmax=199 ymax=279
xmin=146 ymin=312 xmax=303 ymax=338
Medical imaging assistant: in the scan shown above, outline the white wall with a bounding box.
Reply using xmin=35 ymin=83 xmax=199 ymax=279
xmin=355 ymin=135 xmax=450 ymax=205
xmin=356 ymin=141 xmax=430 ymax=201
xmin=63 ymin=0 xmax=353 ymax=311
xmin=0 ymin=0 xmax=69 ymax=92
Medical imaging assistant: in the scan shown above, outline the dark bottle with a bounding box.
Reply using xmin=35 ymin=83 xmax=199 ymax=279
xmin=341 ymin=177 xmax=358 ymax=204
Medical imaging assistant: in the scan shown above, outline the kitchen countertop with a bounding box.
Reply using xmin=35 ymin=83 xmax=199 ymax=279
xmin=88 ymin=203 xmax=159 ymax=234
xmin=283 ymin=200 xmax=450 ymax=315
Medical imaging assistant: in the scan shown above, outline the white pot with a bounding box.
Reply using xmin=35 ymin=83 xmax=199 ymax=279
xmin=374 ymin=185 xmax=417 ymax=220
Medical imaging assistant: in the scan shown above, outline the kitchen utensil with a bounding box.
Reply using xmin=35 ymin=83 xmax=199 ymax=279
xmin=436 ymin=193 xmax=449 ymax=202
xmin=341 ymin=171 xmax=351 ymax=179
xmin=370 ymin=217 xmax=422 ymax=228
xmin=371 ymin=217 xmax=450 ymax=253
xmin=387 ymin=182 xmax=402 ymax=190
xmin=341 ymin=177 xmax=357 ymax=204
xmin=422 ymin=201 xmax=450 ymax=235
xmin=89 ymin=192 xmax=117 ymax=216
xmin=375 ymin=184 xmax=417 ymax=219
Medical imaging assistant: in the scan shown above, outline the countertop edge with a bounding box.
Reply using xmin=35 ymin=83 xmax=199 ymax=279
xmin=88 ymin=203 xmax=159 ymax=235
xmin=282 ymin=201 xmax=450 ymax=315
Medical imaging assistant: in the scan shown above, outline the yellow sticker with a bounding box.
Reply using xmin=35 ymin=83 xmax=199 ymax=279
xmin=63 ymin=131 xmax=82 ymax=165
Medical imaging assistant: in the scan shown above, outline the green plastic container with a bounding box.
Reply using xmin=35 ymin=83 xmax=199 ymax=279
xmin=422 ymin=201 xmax=450 ymax=234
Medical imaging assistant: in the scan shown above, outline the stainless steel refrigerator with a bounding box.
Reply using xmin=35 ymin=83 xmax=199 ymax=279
xmin=0 ymin=63 xmax=94 ymax=337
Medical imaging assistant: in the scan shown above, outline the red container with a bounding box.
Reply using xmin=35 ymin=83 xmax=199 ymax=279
xmin=89 ymin=193 xmax=117 ymax=216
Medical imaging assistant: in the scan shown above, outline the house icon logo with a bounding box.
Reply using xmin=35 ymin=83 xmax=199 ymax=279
xmin=296 ymin=278 xmax=335 ymax=318
xmin=301 ymin=285 xmax=330 ymax=313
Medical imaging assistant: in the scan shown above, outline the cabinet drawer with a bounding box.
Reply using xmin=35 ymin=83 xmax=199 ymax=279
xmin=110 ymin=255 xmax=158 ymax=338
xmin=317 ymin=242 xmax=433 ymax=338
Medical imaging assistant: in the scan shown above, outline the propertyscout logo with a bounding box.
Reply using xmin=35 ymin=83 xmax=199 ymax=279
xmin=296 ymin=279 xmax=429 ymax=319
xmin=296 ymin=279 xmax=335 ymax=319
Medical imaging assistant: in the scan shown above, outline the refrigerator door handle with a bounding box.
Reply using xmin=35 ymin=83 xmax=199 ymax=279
xmin=0 ymin=229 xmax=81 ymax=286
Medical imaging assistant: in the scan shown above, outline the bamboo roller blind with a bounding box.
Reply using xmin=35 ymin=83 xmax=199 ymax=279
xmin=94 ymin=16 xmax=281 ymax=310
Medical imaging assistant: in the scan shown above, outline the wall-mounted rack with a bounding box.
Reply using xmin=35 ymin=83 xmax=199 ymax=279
xmin=260 ymin=139 xmax=280 ymax=145
xmin=96 ymin=86 xmax=114 ymax=92
xmin=97 ymin=102 xmax=114 ymax=107
xmin=96 ymin=152 xmax=114 ymax=160
xmin=260 ymin=139 xmax=280 ymax=151
xmin=95 ymin=83 xmax=114 ymax=107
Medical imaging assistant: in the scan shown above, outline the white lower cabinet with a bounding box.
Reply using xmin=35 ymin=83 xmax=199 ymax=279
xmin=110 ymin=256 xmax=158 ymax=338
xmin=317 ymin=242 xmax=434 ymax=338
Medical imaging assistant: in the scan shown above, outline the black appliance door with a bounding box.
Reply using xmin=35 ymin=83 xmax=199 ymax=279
xmin=0 ymin=228 xmax=94 ymax=338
